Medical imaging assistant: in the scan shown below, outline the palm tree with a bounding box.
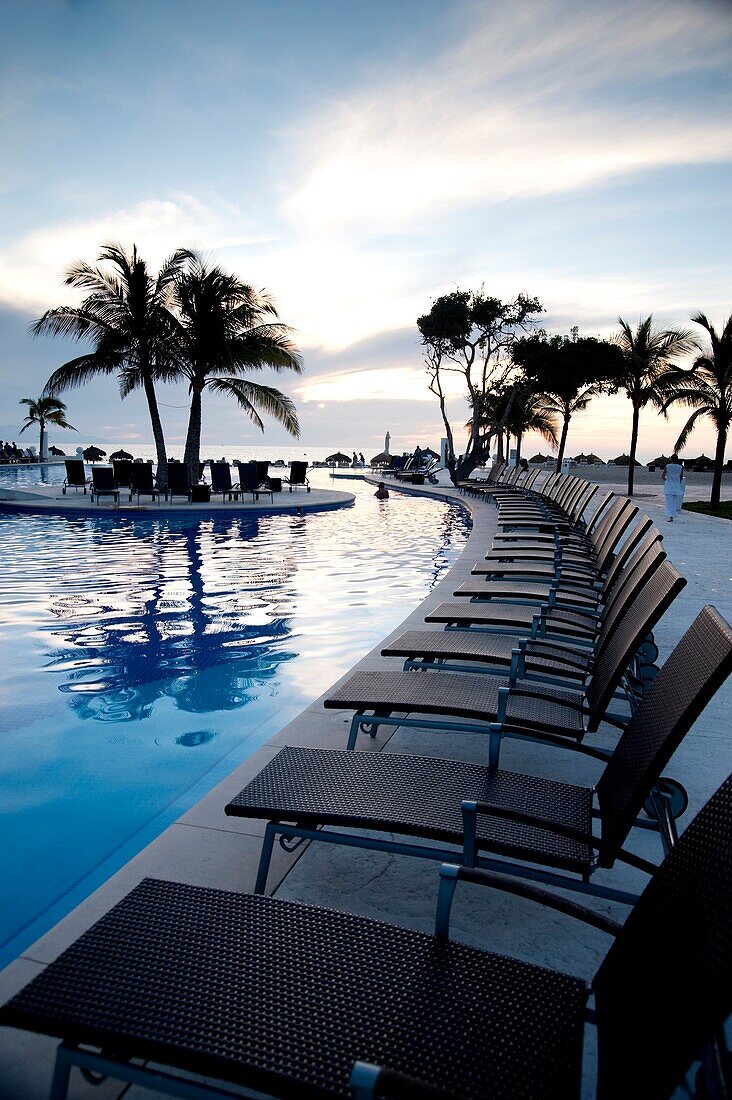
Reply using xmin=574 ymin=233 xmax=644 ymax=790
xmin=18 ymin=394 xmax=76 ymax=458
xmin=659 ymin=311 xmax=732 ymax=510
xmin=32 ymin=242 xmax=193 ymax=490
xmin=506 ymin=390 xmax=558 ymax=464
xmin=615 ymin=316 xmax=697 ymax=495
xmin=170 ymin=255 xmax=302 ymax=483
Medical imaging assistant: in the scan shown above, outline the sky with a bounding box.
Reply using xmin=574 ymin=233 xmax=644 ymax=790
xmin=1 ymin=0 xmax=731 ymax=461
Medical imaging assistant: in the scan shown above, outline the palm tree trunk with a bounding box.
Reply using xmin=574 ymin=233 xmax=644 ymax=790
xmin=142 ymin=375 xmax=169 ymax=491
xmin=515 ymin=432 xmax=522 ymax=465
xmin=627 ymin=403 xmax=640 ymax=495
xmin=556 ymin=414 xmax=570 ymax=473
xmin=184 ymin=387 xmax=203 ymax=485
xmin=39 ymin=420 xmax=46 ymax=461
xmin=711 ymin=423 xmax=728 ymax=510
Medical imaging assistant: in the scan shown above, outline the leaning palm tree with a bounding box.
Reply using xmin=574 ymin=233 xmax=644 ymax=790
xmin=18 ymin=394 xmax=76 ymax=459
xmin=32 ymin=243 xmax=193 ymax=490
xmin=615 ymin=316 xmax=697 ymax=495
xmin=170 ymin=255 xmax=302 ymax=483
xmin=659 ymin=311 xmax=732 ymax=510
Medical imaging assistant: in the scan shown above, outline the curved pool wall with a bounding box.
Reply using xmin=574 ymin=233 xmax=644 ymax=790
xmin=0 ymin=468 xmax=470 ymax=967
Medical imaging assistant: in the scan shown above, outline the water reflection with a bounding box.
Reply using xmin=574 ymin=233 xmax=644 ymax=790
xmin=43 ymin=516 xmax=300 ymax=724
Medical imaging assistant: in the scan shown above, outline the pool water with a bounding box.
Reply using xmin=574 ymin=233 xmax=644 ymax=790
xmin=0 ymin=469 xmax=469 ymax=965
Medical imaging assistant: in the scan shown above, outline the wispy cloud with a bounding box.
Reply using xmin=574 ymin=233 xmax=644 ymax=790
xmin=283 ymin=0 xmax=732 ymax=231
xmin=0 ymin=194 xmax=271 ymax=313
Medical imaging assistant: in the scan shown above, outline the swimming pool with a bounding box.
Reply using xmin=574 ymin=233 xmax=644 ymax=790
xmin=0 ymin=468 xmax=469 ymax=966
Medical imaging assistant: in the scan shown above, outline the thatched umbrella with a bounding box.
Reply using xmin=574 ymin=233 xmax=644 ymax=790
xmin=325 ymin=452 xmax=350 ymax=465
xmin=528 ymin=453 xmax=549 ymax=464
xmin=83 ymin=445 xmax=106 ymax=462
xmin=49 ymin=446 xmax=65 ymax=456
xmin=421 ymin=447 xmax=440 ymax=459
xmin=648 ymin=455 xmax=671 ymax=469
xmin=685 ymin=454 xmax=714 ymax=471
xmin=110 ymin=448 xmax=134 ymax=461
xmin=370 ymin=452 xmax=392 ymax=466
xmin=611 ymin=453 xmax=641 ymax=467
xmin=586 ymin=453 xmax=604 ymax=465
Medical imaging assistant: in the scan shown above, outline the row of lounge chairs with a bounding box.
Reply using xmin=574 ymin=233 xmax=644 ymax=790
xmin=62 ymin=459 xmax=310 ymax=503
xmin=3 ymin=469 xmax=732 ymax=1097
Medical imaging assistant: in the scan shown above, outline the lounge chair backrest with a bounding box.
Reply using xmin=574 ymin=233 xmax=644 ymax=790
xmin=92 ymin=466 xmax=115 ymax=490
xmin=256 ymin=461 xmax=269 ymax=485
xmin=289 ymin=461 xmax=308 ymax=486
xmin=594 ymin=765 xmax=732 ymax=1100
xmin=112 ymin=460 xmax=134 ymax=488
xmin=210 ymin=462 xmax=233 ymax=493
xmin=566 ymin=480 xmax=599 ymax=524
xmin=130 ymin=464 xmax=154 ymax=493
xmin=239 ymin=462 xmax=259 ymax=493
xmin=601 ymin=516 xmax=655 ymax=596
xmin=598 ymin=535 xmax=666 ymax=652
xmin=587 ymin=496 xmax=629 ymax=555
xmin=64 ymin=458 xmax=86 ymax=486
xmin=585 ymin=559 xmax=686 ymax=731
xmin=592 ymin=500 xmax=638 ymax=575
xmin=167 ymin=464 xmax=191 ymax=494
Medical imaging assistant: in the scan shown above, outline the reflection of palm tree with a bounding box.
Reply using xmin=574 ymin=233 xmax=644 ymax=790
xmin=47 ymin=516 xmax=298 ymax=723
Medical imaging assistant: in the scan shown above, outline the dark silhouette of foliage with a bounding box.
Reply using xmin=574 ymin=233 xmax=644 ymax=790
xmin=19 ymin=394 xmax=76 ymax=458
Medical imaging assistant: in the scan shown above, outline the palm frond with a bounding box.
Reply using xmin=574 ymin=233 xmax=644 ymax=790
xmin=207 ymin=377 xmax=300 ymax=437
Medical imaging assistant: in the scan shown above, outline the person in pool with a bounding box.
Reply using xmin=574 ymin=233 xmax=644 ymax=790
xmin=374 ymin=482 xmax=389 ymax=500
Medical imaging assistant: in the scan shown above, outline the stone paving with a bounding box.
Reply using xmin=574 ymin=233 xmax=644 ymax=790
xmin=0 ymin=475 xmax=730 ymax=1098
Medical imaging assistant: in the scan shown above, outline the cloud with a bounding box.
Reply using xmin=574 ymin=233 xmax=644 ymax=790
xmin=0 ymin=194 xmax=271 ymax=313
xmin=283 ymin=0 xmax=732 ymax=232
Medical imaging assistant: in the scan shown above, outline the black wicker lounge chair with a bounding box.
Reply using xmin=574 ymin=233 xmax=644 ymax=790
xmin=111 ymin=459 xmax=134 ymax=492
xmin=90 ymin=466 xmax=120 ymax=504
xmin=209 ymin=461 xmax=239 ymax=502
xmin=61 ymin=458 xmax=89 ymax=494
xmin=228 ymin=605 xmax=732 ymax=901
xmin=325 ymin=560 xmax=685 ymax=757
xmin=3 ymin=767 xmax=732 ymax=1100
xmin=167 ymin=463 xmax=192 ymax=502
xmin=284 ymin=460 xmax=310 ymax=492
xmin=129 ymin=463 xmax=163 ymax=504
xmin=238 ymin=461 xmax=273 ymax=502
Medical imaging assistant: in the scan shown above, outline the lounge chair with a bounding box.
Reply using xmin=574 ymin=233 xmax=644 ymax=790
xmin=61 ymin=458 xmax=89 ymax=495
xmin=3 ymin=766 xmax=731 ymax=1100
xmin=256 ymin=460 xmax=270 ymax=488
xmin=90 ymin=466 xmax=120 ymax=504
xmin=238 ymin=461 xmax=273 ymax=503
xmin=209 ymin=461 xmax=239 ymax=502
xmin=228 ymin=605 xmax=732 ymax=901
xmin=111 ymin=459 xmax=134 ymax=492
xmin=129 ymin=463 xmax=163 ymax=504
xmin=324 ymin=559 xmax=685 ymax=758
xmin=167 ymin=463 xmax=192 ymax=502
xmin=284 ymin=460 xmax=310 ymax=492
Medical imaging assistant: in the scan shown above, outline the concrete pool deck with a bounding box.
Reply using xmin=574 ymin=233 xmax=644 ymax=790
xmin=0 ymin=475 xmax=730 ymax=1098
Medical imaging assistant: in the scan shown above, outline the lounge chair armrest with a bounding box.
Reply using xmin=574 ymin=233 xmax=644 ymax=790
xmin=505 ymin=682 xmax=587 ymax=715
xmin=435 ymin=864 xmax=623 ymax=940
xmin=521 ymin=639 xmax=592 ymax=670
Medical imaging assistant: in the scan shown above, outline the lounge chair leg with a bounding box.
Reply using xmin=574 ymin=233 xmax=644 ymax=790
xmin=255 ymin=823 xmax=277 ymax=894
xmin=347 ymin=715 xmax=362 ymax=750
xmin=488 ymin=728 xmax=502 ymax=771
xmin=50 ymin=1044 xmax=73 ymax=1100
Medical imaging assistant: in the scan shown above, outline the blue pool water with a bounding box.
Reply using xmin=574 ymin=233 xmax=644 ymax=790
xmin=0 ymin=468 xmax=469 ymax=965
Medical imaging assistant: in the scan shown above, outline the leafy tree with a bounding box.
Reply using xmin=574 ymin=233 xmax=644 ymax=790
xmin=170 ymin=255 xmax=302 ymax=483
xmin=417 ymin=289 xmax=543 ymax=483
xmin=33 ymin=242 xmax=192 ymax=490
xmin=615 ymin=316 xmax=696 ymax=494
xmin=512 ymin=334 xmax=622 ymax=472
xmin=18 ymin=394 xmax=76 ymax=458
xmin=468 ymin=387 xmax=558 ymax=465
xmin=659 ymin=311 xmax=731 ymax=510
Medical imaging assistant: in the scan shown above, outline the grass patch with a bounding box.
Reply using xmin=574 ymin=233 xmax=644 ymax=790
xmin=682 ymin=500 xmax=732 ymax=520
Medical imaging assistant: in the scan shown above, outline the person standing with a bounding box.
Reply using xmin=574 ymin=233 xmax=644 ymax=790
xmin=662 ymin=453 xmax=685 ymax=521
